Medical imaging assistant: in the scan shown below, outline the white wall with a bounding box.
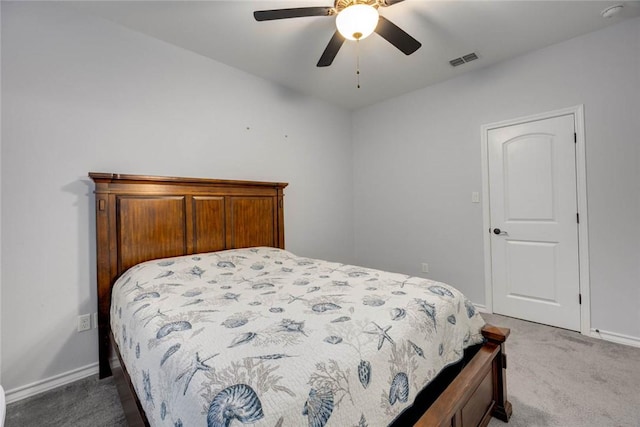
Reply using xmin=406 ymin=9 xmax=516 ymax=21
xmin=1 ymin=2 xmax=353 ymax=392
xmin=353 ymin=18 xmax=640 ymax=339
xmin=2 ymin=1 xmax=639 ymax=399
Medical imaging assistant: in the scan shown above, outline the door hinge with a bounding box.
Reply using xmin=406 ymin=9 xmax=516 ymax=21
xmin=579 ymin=294 xmax=582 ymax=305
xmin=577 ymin=213 xmax=580 ymax=223
xmin=574 ymin=132 xmax=577 ymax=143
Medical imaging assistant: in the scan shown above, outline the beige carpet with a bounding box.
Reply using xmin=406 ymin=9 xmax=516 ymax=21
xmin=484 ymin=313 xmax=640 ymax=427
xmin=5 ymin=313 xmax=640 ymax=426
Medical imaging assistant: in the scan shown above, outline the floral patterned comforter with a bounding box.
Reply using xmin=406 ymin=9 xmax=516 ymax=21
xmin=111 ymin=247 xmax=485 ymax=427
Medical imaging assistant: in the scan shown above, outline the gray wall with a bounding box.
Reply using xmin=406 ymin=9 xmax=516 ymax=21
xmin=353 ymin=17 xmax=640 ymax=339
xmin=1 ymin=2 xmax=354 ymax=390
xmin=2 ymin=1 xmax=639 ymax=396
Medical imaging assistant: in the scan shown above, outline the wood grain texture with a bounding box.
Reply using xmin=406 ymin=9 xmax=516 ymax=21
xmin=461 ymin=370 xmax=494 ymax=426
xmin=481 ymin=324 xmax=511 ymax=343
xmin=192 ymin=197 xmax=225 ymax=253
xmin=229 ymin=197 xmax=275 ymax=248
xmin=89 ymin=173 xmax=287 ymax=378
xmin=414 ymin=343 xmax=498 ymax=427
xmin=485 ymin=325 xmax=513 ymax=422
xmin=413 ymin=325 xmax=512 ymax=427
xmin=117 ymin=196 xmax=187 ymax=272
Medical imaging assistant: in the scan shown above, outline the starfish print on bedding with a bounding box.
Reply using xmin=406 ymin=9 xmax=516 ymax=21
xmin=287 ymin=294 xmax=307 ymax=304
xmin=364 ymin=322 xmax=395 ymax=350
xmin=176 ymin=352 xmax=218 ymax=395
xmin=124 ymin=280 xmax=147 ymax=296
xmin=389 ymin=277 xmax=412 ymax=288
xmin=143 ymin=309 xmax=168 ymax=327
xmin=326 ymin=264 xmax=345 ymax=274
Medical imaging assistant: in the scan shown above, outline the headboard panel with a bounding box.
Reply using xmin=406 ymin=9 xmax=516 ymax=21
xmin=89 ymin=173 xmax=287 ymax=378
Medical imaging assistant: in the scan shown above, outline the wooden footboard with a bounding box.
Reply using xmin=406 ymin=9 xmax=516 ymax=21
xmin=415 ymin=325 xmax=512 ymax=427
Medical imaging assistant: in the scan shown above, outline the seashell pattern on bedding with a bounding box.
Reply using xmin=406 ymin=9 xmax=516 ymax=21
xmin=111 ymin=247 xmax=485 ymax=426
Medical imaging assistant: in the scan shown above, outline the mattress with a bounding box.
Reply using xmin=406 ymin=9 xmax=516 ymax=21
xmin=111 ymin=247 xmax=485 ymax=427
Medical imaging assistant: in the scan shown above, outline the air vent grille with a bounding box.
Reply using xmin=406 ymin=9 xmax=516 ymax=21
xmin=462 ymin=52 xmax=478 ymax=62
xmin=449 ymin=52 xmax=479 ymax=67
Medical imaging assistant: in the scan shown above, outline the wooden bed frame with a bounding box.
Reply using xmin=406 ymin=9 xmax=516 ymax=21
xmin=90 ymin=172 xmax=512 ymax=427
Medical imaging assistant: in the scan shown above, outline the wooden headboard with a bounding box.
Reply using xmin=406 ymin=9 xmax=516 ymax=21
xmin=89 ymin=173 xmax=287 ymax=378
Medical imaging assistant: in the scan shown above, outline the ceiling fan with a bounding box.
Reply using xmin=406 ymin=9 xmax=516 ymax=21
xmin=254 ymin=0 xmax=421 ymax=67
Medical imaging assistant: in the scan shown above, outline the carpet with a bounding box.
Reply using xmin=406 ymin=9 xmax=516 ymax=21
xmin=484 ymin=313 xmax=640 ymax=427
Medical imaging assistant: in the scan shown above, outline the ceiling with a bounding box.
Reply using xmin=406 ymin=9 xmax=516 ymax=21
xmin=71 ymin=1 xmax=640 ymax=110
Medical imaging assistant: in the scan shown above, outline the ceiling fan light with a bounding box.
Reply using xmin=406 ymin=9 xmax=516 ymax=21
xmin=336 ymin=4 xmax=379 ymax=41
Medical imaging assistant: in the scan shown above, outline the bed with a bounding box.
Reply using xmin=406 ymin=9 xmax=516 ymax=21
xmin=90 ymin=172 xmax=512 ymax=427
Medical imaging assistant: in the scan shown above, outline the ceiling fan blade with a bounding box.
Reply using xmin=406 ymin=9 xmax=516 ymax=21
xmin=375 ymin=16 xmax=421 ymax=55
xmin=317 ymin=31 xmax=345 ymax=67
xmin=254 ymin=7 xmax=333 ymax=21
xmin=380 ymin=0 xmax=406 ymax=6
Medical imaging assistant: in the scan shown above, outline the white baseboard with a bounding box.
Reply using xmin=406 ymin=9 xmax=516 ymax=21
xmin=471 ymin=305 xmax=640 ymax=349
xmin=5 ymin=362 xmax=98 ymax=404
xmin=473 ymin=303 xmax=489 ymax=314
xmin=590 ymin=329 xmax=640 ymax=349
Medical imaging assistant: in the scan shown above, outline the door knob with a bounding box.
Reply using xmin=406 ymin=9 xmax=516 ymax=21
xmin=493 ymin=228 xmax=508 ymax=235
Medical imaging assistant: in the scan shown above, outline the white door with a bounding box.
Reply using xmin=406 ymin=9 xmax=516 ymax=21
xmin=488 ymin=114 xmax=580 ymax=331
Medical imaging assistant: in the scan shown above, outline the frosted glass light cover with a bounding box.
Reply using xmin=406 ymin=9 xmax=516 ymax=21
xmin=336 ymin=4 xmax=379 ymax=40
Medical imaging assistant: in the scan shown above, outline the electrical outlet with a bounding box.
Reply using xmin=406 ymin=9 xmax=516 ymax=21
xmin=78 ymin=314 xmax=91 ymax=332
xmin=93 ymin=312 xmax=98 ymax=329
xmin=421 ymin=263 xmax=429 ymax=273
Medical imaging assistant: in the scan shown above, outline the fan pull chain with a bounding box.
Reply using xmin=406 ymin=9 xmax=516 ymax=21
xmin=356 ymin=39 xmax=361 ymax=89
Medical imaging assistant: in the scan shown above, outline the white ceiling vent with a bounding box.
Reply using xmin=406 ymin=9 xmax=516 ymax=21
xmin=449 ymin=52 xmax=479 ymax=67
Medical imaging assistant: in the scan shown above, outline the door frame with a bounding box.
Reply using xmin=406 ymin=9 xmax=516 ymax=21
xmin=480 ymin=105 xmax=591 ymax=335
